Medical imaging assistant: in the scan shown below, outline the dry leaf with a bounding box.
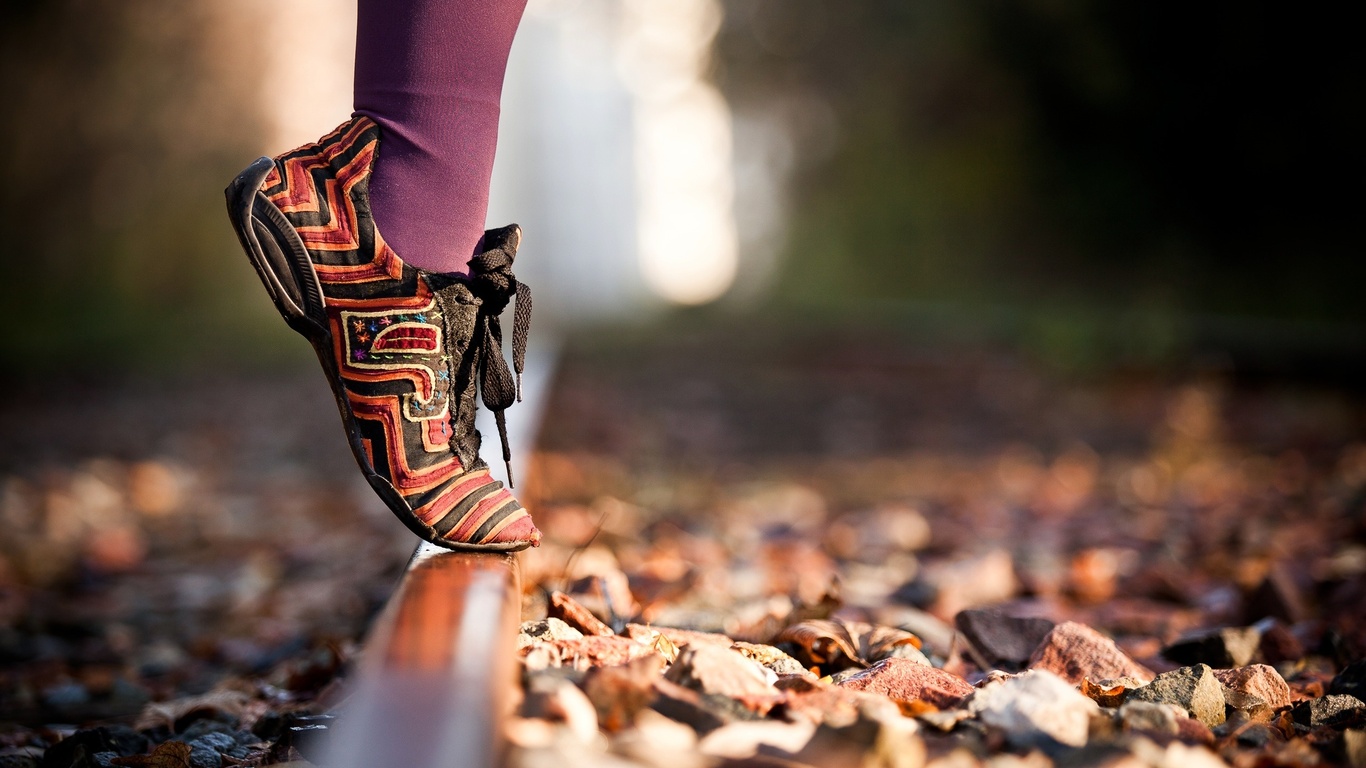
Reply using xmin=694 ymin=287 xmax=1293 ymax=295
xmin=1080 ymin=677 xmax=1129 ymax=708
xmin=776 ymin=620 xmax=864 ymax=671
xmin=652 ymin=632 xmax=680 ymax=663
xmin=549 ymin=591 xmax=615 ymax=637
xmin=897 ymin=699 xmax=940 ymax=717
xmin=134 ymin=689 xmax=253 ymax=732
xmin=845 ymin=620 xmax=923 ymax=662
xmin=111 ymin=741 xmax=191 ymax=768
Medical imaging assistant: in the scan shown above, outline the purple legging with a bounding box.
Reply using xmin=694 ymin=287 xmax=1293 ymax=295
xmin=354 ymin=0 xmax=528 ymax=275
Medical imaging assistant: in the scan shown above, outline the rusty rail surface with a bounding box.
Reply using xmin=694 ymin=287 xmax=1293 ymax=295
xmin=322 ymin=544 xmax=522 ymax=768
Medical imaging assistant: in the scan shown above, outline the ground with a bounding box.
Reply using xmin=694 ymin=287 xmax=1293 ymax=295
xmin=2 ymin=326 xmax=1364 ymax=766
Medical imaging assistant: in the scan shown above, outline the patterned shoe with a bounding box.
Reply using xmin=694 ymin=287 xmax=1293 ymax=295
xmin=224 ymin=117 xmax=541 ymax=551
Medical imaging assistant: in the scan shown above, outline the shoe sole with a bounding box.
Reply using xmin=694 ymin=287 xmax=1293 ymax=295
xmin=225 ymin=159 xmax=534 ymax=553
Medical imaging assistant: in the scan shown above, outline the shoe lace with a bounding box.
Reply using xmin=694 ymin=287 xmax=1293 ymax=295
xmin=467 ymin=246 xmax=532 ymax=488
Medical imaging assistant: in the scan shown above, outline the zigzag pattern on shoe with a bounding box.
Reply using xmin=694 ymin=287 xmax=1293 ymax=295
xmin=242 ymin=117 xmax=539 ymax=550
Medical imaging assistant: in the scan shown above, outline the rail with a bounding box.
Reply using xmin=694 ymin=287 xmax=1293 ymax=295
xmin=321 ymin=545 xmax=523 ymax=768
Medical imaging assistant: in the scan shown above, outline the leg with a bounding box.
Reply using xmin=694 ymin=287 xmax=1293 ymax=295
xmin=354 ymin=0 xmax=528 ymax=275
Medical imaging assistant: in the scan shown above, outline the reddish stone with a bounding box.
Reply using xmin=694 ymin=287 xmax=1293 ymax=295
xmin=833 ymin=658 xmax=973 ymax=709
xmin=1175 ymin=715 xmax=1216 ymax=746
xmin=625 ymin=623 xmax=734 ymax=648
xmin=554 ymin=635 xmax=657 ymax=669
xmin=1028 ymin=621 xmax=1155 ymax=685
xmin=1213 ymin=665 xmax=1292 ymax=710
xmin=776 ymin=677 xmax=886 ymax=726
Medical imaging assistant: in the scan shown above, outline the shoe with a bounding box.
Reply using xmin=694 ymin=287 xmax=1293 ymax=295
xmin=224 ymin=117 xmax=541 ymax=551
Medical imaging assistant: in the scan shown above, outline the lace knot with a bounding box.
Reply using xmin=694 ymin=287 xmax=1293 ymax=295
xmin=466 ymin=226 xmax=532 ymax=487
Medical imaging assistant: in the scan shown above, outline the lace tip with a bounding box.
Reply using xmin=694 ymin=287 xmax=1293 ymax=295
xmin=505 ymin=460 xmax=515 ymax=489
xmin=516 ymin=372 xmax=523 ymax=403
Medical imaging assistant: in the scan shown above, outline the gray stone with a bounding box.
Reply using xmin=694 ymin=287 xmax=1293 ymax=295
xmin=696 ymin=721 xmax=816 ymax=760
xmin=955 ymin=609 xmax=1056 ymax=672
xmin=729 ymin=641 xmax=810 ymax=678
xmin=1127 ymin=664 xmax=1226 ymax=728
xmin=1117 ymin=700 xmax=1183 ymax=736
xmin=966 ymin=669 xmax=1098 ymax=748
xmin=1162 ymin=626 xmax=1261 ymax=668
xmin=1232 ymin=722 xmax=1277 ymax=748
xmin=188 ymin=733 xmax=236 ymax=754
xmin=521 ymin=673 xmax=602 ymax=745
xmin=519 ymin=618 xmax=585 ymax=648
xmin=788 ymin=710 xmax=925 ymax=768
xmin=1291 ymin=694 xmax=1366 ymax=729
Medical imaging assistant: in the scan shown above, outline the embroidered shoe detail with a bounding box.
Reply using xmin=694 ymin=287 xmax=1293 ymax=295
xmin=236 ymin=116 xmax=541 ymax=550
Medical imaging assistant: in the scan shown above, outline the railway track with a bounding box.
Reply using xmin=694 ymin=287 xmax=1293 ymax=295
xmin=321 ymin=545 xmax=523 ymax=768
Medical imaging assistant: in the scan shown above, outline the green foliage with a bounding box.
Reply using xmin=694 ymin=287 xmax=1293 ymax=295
xmin=716 ymin=0 xmax=1364 ymax=329
xmin=0 ymin=0 xmax=293 ymax=371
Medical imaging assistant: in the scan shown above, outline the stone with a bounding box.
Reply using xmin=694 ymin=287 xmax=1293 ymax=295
xmin=954 ymin=609 xmax=1056 ymax=672
xmin=521 ymin=674 xmax=602 ymax=746
xmin=1242 ymin=566 xmax=1307 ymax=624
xmin=834 ymin=658 xmax=974 ymax=709
xmin=876 ymin=605 xmax=957 ymax=659
xmin=1291 ymin=694 xmax=1366 ymax=729
xmin=696 ymin=720 xmax=817 ymax=760
xmin=1027 ymin=622 xmax=1155 ymax=686
xmin=775 ymin=676 xmax=890 ymax=727
xmin=1117 ymin=701 xmax=1182 ymax=736
xmin=518 ymin=618 xmax=585 ymax=649
xmin=1254 ymin=618 xmax=1305 ymax=665
xmin=966 ymin=669 xmax=1098 ymax=748
xmin=1332 ymin=660 xmax=1366 ymax=700
xmin=788 ymin=710 xmax=925 ymax=768
xmin=1343 ymin=728 xmax=1365 ymax=767
xmin=730 ymin=641 xmax=812 ymax=678
xmin=663 ymin=645 xmax=783 ymax=714
xmin=1231 ymin=722 xmax=1278 ymax=748
xmin=549 ymin=591 xmax=615 ymax=637
xmin=40 ymin=727 xmax=150 ymax=768
xmin=582 ymin=654 xmax=668 ymax=732
xmin=553 ymin=636 xmax=658 ymax=670
xmin=187 ymin=744 xmax=219 ymax=768
xmin=1175 ymin=716 xmax=1216 ymax=746
xmin=1162 ymin=626 xmax=1261 ymax=668
xmin=1127 ymin=664 xmax=1226 ymax=728
xmin=1213 ymin=664 xmax=1291 ymax=710
xmin=624 ymin=624 xmax=733 ymax=649
xmin=1221 ymin=689 xmax=1273 ymax=722
xmin=1150 ymin=742 xmax=1229 ymax=768
xmin=905 ymin=549 xmax=1019 ymax=619
xmin=608 ymin=711 xmax=704 ymax=768
xmin=649 ymin=678 xmax=761 ymax=734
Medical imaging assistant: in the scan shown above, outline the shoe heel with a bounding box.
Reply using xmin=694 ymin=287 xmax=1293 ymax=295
xmin=225 ymin=158 xmax=327 ymax=339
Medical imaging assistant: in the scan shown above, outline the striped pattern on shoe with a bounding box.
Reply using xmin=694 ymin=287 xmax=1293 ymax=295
xmin=226 ymin=117 xmax=540 ymax=551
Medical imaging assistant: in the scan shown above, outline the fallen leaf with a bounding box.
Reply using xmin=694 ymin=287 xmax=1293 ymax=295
xmin=549 ymin=591 xmax=615 ymax=636
xmin=111 ymin=740 xmax=191 ymax=768
xmin=776 ymin=620 xmax=865 ymax=672
xmin=1080 ymin=677 xmax=1130 ymax=708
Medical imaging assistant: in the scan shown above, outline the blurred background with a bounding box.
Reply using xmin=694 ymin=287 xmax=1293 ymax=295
xmin=2 ymin=0 xmax=1364 ymax=740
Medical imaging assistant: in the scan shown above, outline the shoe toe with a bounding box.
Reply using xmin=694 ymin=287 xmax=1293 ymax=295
xmin=481 ymin=510 xmax=541 ymax=548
